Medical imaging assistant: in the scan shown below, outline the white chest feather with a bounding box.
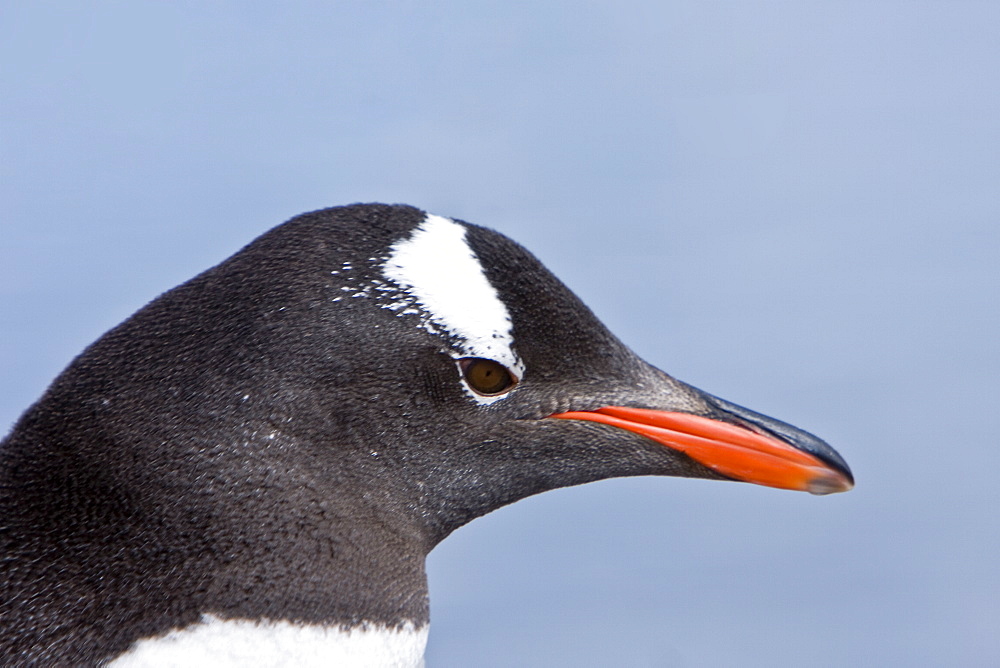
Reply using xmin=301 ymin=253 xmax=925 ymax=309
xmin=109 ymin=616 xmax=428 ymax=668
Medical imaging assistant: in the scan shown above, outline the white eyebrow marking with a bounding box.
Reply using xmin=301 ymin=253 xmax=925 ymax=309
xmin=381 ymin=213 xmax=524 ymax=405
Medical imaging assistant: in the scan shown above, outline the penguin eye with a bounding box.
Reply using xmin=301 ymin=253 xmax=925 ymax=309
xmin=459 ymin=358 xmax=518 ymax=396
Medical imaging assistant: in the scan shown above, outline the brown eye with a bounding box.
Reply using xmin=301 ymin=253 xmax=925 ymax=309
xmin=459 ymin=358 xmax=517 ymax=396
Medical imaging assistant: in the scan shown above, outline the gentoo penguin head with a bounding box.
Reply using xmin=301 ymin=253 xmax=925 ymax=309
xmin=51 ymin=204 xmax=850 ymax=534
xmin=50 ymin=203 xmax=846 ymax=539
xmin=0 ymin=203 xmax=852 ymax=663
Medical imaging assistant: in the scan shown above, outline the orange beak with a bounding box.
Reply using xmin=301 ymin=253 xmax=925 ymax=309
xmin=551 ymin=406 xmax=853 ymax=495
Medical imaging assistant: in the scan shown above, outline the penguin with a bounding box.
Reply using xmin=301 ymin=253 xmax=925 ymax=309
xmin=0 ymin=203 xmax=852 ymax=666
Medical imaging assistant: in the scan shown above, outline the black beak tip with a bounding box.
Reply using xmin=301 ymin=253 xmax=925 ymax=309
xmin=705 ymin=393 xmax=855 ymax=491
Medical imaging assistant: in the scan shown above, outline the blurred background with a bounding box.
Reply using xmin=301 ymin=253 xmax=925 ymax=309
xmin=2 ymin=3 xmax=997 ymax=666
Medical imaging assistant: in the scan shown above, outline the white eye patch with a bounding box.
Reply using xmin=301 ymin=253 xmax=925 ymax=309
xmin=379 ymin=213 xmax=524 ymax=404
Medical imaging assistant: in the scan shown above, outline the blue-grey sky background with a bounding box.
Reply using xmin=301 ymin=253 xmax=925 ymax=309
xmin=2 ymin=3 xmax=998 ymax=666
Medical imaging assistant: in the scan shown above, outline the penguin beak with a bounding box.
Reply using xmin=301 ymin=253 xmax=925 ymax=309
xmin=550 ymin=400 xmax=853 ymax=495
